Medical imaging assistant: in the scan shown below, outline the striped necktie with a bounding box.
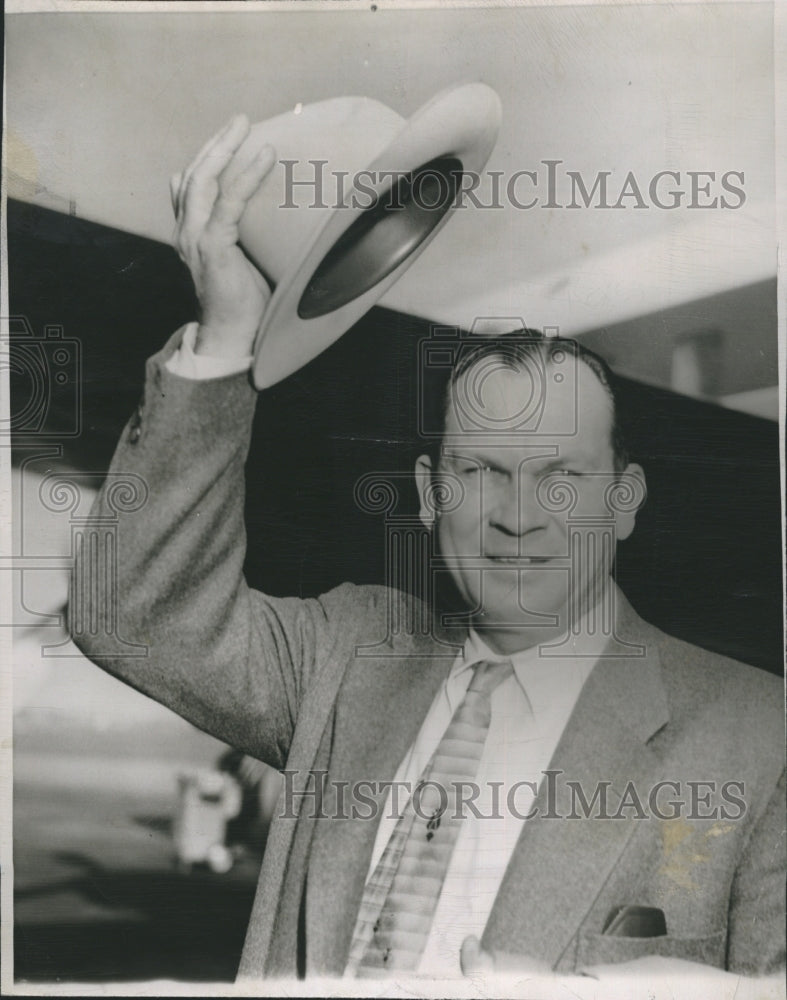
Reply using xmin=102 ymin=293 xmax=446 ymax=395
xmin=345 ymin=658 xmax=514 ymax=977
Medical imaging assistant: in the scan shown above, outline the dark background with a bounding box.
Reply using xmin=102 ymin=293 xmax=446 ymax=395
xmin=9 ymin=198 xmax=783 ymax=674
xmin=8 ymin=199 xmax=783 ymax=982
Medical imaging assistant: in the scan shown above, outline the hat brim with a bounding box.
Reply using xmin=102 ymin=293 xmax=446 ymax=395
xmin=252 ymin=82 xmax=502 ymax=389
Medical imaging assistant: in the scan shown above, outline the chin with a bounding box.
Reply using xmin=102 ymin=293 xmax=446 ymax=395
xmin=483 ymin=578 xmax=567 ymax=626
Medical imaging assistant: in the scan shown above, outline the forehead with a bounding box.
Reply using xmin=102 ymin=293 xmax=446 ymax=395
xmin=443 ymin=355 xmax=615 ymax=455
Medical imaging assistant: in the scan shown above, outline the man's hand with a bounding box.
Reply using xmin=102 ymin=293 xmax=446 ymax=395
xmin=170 ymin=114 xmax=276 ymax=360
xmin=460 ymin=935 xmax=552 ymax=976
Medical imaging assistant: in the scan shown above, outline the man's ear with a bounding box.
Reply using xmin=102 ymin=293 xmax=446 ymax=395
xmin=615 ymin=463 xmax=647 ymax=541
xmin=414 ymin=454 xmax=435 ymax=528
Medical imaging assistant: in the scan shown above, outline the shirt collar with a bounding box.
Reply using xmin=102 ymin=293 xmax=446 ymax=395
xmin=450 ymin=582 xmax=623 ymax=716
xmin=453 ymin=630 xmax=595 ymax=720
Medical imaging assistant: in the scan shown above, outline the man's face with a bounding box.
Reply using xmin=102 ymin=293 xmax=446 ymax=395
xmin=415 ymin=355 xmax=644 ymax=653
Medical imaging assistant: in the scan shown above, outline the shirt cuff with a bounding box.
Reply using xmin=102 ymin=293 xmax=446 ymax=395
xmin=164 ymin=322 xmax=253 ymax=380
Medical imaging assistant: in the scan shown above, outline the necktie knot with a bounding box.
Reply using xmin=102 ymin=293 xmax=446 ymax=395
xmin=467 ymin=658 xmax=514 ymax=696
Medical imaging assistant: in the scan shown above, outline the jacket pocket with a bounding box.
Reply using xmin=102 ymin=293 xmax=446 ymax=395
xmin=576 ymin=929 xmax=726 ymax=970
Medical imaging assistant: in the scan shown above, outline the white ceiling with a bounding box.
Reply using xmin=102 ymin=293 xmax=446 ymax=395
xmin=6 ymin=3 xmax=777 ymax=337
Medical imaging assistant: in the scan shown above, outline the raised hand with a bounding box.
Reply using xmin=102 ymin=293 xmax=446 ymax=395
xmin=170 ymin=114 xmax=276 ymax=359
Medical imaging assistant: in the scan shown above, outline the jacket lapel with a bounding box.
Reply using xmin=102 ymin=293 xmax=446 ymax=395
xmin=305 ymin=607 xmax=462 ymax=974
xmin=482 ymin=595 xmax=670 ymax=967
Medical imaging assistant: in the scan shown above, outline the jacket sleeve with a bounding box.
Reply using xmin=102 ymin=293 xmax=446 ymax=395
xmin=69 ymin=328 xmax=353 ymax=770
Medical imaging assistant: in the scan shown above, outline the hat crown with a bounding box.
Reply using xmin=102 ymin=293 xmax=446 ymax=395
xmin=238 ymin=96 xmax=406 ymax=282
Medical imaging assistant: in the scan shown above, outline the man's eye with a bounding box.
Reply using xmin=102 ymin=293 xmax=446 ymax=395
xmin=458 ymin=464 xmax=503 ymax=478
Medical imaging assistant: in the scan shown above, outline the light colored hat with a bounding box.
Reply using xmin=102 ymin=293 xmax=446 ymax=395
xmin=237 ymin=83 xmax=502 ymax=388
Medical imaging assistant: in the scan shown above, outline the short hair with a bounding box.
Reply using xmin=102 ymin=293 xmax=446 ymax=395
xmin=425 ymin=329 xmax=630 ymax=471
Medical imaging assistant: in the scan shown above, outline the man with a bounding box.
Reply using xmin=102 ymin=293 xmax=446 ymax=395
xmin=71 ymin=115 xmax=784 ymax=982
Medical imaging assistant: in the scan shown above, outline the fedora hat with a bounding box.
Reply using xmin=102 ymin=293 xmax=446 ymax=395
xmin=236 ymin=83 xmax=502 ymax=388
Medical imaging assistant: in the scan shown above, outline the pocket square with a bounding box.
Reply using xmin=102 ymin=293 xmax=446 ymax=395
xmin=602 ymin=905 xmax=667 ymax=938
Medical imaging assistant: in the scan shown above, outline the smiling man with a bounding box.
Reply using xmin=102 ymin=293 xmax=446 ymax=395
xmin=71 ymin=116 xmax=784 ymax=984
xmin=416 ymin=336 xmax=642 ymax=655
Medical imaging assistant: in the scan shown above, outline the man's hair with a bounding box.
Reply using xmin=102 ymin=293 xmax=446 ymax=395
xmin=425 ymin=328 xmax=630 ymax=471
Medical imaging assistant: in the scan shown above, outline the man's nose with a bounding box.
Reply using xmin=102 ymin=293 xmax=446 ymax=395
xmin=486 ymin=472 xmax=549 ymax=537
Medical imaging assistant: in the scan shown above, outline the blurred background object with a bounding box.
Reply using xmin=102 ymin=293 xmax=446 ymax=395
xmin=173 ymin=769 xmax=242 ymax=875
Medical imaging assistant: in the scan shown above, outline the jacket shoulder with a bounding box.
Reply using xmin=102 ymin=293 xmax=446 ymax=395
xmin=320 ymin=585 xmax=458 ymax=657
xmin=650 ymin=626 xmax=784 ymax=759
xmin=655 ymin=628 xmax=782 ymax=701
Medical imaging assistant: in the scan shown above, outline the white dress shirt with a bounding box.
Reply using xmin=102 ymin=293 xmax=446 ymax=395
xmin=165 ymin=322 xmax=252 ymax=379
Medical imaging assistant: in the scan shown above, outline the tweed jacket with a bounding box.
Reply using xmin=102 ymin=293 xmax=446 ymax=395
xmin=71 ymin=333 xmax=785 ymax=979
